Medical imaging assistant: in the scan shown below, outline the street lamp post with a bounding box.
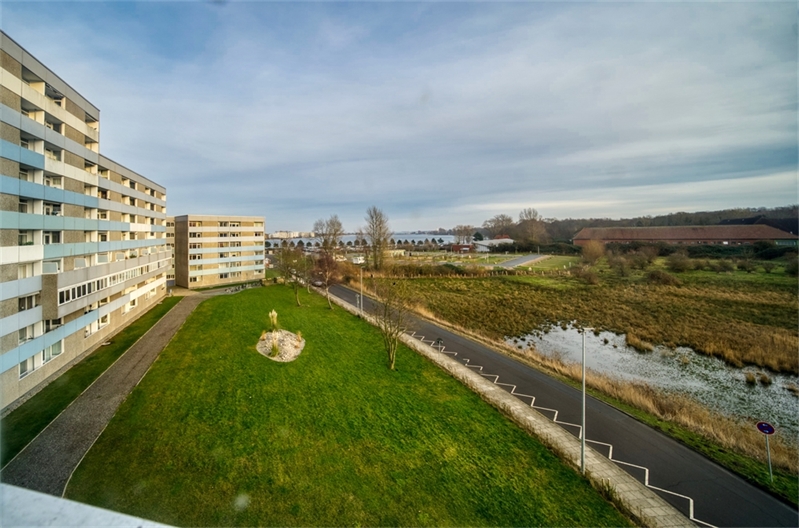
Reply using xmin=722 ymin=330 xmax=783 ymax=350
xmin=581 ymin=328 xmax=589 ymax=475
xmin=359 ymin=265 xmax=363 ymax=316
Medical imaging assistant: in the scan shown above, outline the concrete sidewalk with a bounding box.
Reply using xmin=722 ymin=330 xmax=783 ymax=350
xmin=1 ymin=294 xmax=208 ymax=497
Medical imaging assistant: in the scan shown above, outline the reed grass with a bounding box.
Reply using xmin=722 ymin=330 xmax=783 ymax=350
xmin=387 ymin=267 xmax=798 ymax=374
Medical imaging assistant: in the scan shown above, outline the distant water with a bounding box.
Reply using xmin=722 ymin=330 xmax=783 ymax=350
xmin=508 ymin=324 xmax=799 ymax=437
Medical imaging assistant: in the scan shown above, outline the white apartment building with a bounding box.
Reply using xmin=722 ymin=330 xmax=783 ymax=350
xmin=0 ymin=32 xmax=169 ymax=410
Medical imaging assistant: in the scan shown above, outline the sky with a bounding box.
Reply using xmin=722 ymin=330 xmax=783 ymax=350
xmin=2 ymin=1 xmax=796 ymax=232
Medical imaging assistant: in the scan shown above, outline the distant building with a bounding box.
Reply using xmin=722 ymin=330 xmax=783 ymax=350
xmin=572 ymin=226 xmax=798 ymax=247
xmin=474 ymin=238 xmax=515 ymax=253
xmin=173 ymin=215 xmax=265 ymax=289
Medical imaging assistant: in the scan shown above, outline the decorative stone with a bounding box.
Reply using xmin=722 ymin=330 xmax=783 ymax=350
xmin=256 ymin=330 xmax=305 ymax=362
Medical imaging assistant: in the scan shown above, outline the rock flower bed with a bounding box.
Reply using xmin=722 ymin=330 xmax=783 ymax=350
xmin=256 ymin=329 xmax=305 ymax=362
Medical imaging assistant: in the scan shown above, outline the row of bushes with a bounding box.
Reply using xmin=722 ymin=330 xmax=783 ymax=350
xmin=603 ymin=240 xmax=797 ymax=260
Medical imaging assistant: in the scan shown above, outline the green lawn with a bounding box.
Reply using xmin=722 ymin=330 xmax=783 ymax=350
xmin=65 ymin=286 xmax=629 ymax=527
xmin=523 ymin=255 xmax=582 ymax=270
xmin=1 ymin=297 xmax=182 ymax=467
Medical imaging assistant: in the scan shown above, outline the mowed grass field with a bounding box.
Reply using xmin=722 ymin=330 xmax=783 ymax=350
xmin=400 ymin=259 xmax=799 ymax=374
xmin=65 ymin=286 xmax=629 ymax=527
xmin=1 ymin=297 xmax=182 ymax=467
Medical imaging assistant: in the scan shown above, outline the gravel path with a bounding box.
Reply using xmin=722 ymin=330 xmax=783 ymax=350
xmin=1 ymin=294 xmax=212 ymax=497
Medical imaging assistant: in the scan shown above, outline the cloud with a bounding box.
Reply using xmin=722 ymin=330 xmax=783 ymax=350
xmin=2 ymin=2 xmax=795 ymax=231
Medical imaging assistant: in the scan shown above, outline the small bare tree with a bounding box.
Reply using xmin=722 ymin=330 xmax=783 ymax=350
xmin=370 ymin=279 xmax=410 ymax=370
xmin=518 ymin=207 xmax=549 ymax=243
xmin=313 ymin=214 xmax=345 ymax=251
xmin=313 ymin=252 xmax=339 ymax=309
xmin=277 ymin=247 xmax=306 ymax=306
xmin=453 ymin=225 xmax=474 ymax=245
xmin=482 ymin=214 xmax=514 ymax=239
xmin=364 ymin=206 xmax=392 ymax=270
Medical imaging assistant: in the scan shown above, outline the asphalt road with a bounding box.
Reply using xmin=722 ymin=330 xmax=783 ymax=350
xmin=331 ymin=284 xmax=798 ymax=528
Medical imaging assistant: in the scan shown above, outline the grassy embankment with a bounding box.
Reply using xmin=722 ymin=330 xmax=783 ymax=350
xmin=1 ymin=297 xmax=182 ymax=467
xmin=363 ymin=258 xmax=798 ymax=504
xmin=66 ymin=286 xmax=630 ymax=527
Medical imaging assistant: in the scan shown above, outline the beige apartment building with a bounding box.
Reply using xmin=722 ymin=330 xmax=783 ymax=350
xmin=172 ymin=215 xmax=264 ymax=289
xmin=0 ymin=32 xmax=169 ymax=410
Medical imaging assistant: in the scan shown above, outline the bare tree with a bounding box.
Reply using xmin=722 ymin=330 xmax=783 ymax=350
xmin=370 ymin=279 xmax=410 ymax=370
xmin=364 ymin=206 xmax=392 ymax=270
xmin=482 ymin=214 xmax=514 ymax=239
xmin=277 ymin=247 xmax=306 ymax=306
xmin=453 ymin=225 xmax=474 ymax=245
xmin=313 ymin=215 xmax=345 ymax=251
xmin=313 ymin=252 xmax=339 ymax=309
xmin=518 ymin=208 xmax=549 ymax=243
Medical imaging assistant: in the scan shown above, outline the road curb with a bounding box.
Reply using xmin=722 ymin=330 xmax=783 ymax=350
xmin=327 ymin=290 xmax=693 ymax=528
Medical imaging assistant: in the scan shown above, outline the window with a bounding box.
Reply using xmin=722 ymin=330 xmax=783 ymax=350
xmin=189 ymin=254 xmax=202 ymax=261
xmin=45 ymin=175 xmax=62 ymax=188
xmin=98 ymin=210 xmax=108 ymax=220
xmin=219 ymin=273 xmax=230 ymax=279
xmin=19 ymin=168 xmax=30 ymax=181
xmin=128 ymin=180 xmax=136 ymax=189
xmin=18 ymin=325 xmax=34 ymax=343
xmin=128 ymin=197 xmax=136 ymax=206
xmin=190 ymin=277 xmax=199 ymax=283
xmin=230 ymin=222 xmax=240 ymax=228
xmin=99 ymin=232 xmax=108 ymax=242
xmin=44 ymin=202 xmax=61 ymax=216
xmin=45 ymin=318 xmax=62 ymax=332
xmin=167 ymin=232 xmax=174 ymax=238
xmin=99 ymin=314 xmax=110 ymax=327
xmin=19 ymin=357 xmax=35 ymax=379
xmin=189 ymin=232 xmax=201 ymax=238
xmin=18 ymin=263 xmax=33 ymax=279
xmin=219 ymin=233 xmax=229 ymax=238
xmin=189 ymin=243 xmax=202 ymax=249
xmin=43 ymin=231 xmax=61 ymax=245
xmin=44 ymin=147 xmax=61 ymax=161
xmin=18 ymin=295 xmax=38 ymax=311
xmin=219 ymin=253 xmax=228 ymax=258
xmin=42 ymin=341 xmax=62 ymax=363
xmin=189 ymin=221 xmax=202 ymax=227
xmin=18 ymin=230 xmax=33 ymax=245
xmin=98 ymin=189 xmax=108 ymax=199
xmin=18 ymin=198 xmax=30 ymax=214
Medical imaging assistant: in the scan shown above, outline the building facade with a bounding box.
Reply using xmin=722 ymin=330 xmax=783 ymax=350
xmin=173 ymin=215 xmax=264 ymax=289
xmin=572 ymin=225 xmax=799 ymax=247
xmin=0 ymin=32 xmax=169 ymax=410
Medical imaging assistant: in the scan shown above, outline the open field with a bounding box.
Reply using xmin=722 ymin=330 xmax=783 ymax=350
xmin=397 ymin=258 xmax=798 ymax=374
xmin=521 ymin=255 xmax=582 ymax=270
xmin=0 ymin=297 xmax=182 ymax=468
xmin=65 ymin=286 xmax=629 ymax=527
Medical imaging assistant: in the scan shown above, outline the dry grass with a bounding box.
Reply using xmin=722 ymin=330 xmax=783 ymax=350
xmin=392 ymin=275 xmax=798 ymax=374
xmin=625 ymin=334 xmax=654 ymax=353
xmin=390 ymin=298 xmax=799 ymax=475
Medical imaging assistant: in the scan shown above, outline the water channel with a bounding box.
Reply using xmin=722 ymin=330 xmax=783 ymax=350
xmin=508 ymin=325 xmax=799 ymax=437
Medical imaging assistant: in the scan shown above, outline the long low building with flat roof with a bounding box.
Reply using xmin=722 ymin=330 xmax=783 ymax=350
xmin=172 ymin=215 xmax=265 ymax=289
xmin=572 ymin=225 xmax=798 ymax=247
xmin=0 ymin=31 xmax=169 ymax=410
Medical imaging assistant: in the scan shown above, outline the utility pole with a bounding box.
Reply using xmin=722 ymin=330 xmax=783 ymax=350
xmin=359 ymin=265 xmax=363 ymax=316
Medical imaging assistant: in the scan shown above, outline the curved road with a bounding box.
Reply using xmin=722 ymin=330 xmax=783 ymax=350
xmin=331 ymin=284 xmax=798 ymax=528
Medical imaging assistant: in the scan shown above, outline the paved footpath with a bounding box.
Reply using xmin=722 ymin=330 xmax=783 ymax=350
xmin=1 ymin=293 xmax=213 ymax=496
